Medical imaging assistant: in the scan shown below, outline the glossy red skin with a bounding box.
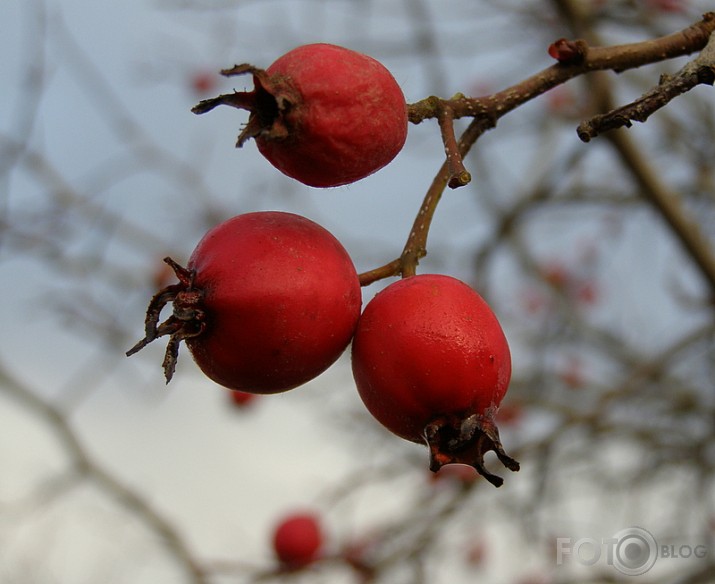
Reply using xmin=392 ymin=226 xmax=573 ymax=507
xmin=257 ymin=43 xmax=408 ymax=187
xmin=272 ymin=513 xmax=323 ymax=568
xmin=186 ymin=212 xmax=361 ymax=393
xmin=351 ymin=274 xmax=511 ymax=443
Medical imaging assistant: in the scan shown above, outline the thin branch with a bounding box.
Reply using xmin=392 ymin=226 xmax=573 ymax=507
xmin=358 ymin=13 xmax=715 ymax=286
xmin=579 ymin=30 xmax=715 ymax=141
xmin=409 ymin=13 xmax=715 ymax=126
xmin=436 ymin=100 xmax=471 ymax=189
xmin=403 ymin=13 xmax=715 ymax=192
xmin=543 ymin=1 xmax=715 ymax=302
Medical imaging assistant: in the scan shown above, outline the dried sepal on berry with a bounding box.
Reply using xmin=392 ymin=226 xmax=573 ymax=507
xmin=424 ymin=407 xmax=520 ymax=488
xmin=126 ymin=257 xmax=206 ymax=383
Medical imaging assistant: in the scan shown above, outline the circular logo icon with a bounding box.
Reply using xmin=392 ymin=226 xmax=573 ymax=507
xmin=612 ymin=527 xmax=657 ymax=576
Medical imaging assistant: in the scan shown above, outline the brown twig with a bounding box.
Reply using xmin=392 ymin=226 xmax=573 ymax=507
xmin=557 ymin=0 xmax=715 ymax=299
xmin=403 ymin=12 xmax=715 ymax=192
xmin=578 ymin=29 xmax=715 ymax=141
xmin=358 ymin=258 xmax=402 ymax=287
xmin=358 ymin=153 xmax=456 ymax=283
xmin=408 ymin=13 xmax=715 ymax=127
xmin=358 ymin=13 xmax=715 ymax=287
xmin=436 ymin=100 xmax=471 ymax=189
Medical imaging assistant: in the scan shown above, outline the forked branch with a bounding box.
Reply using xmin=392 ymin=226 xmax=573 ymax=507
xmin=359 ymin=13 xmax=715 ymax=286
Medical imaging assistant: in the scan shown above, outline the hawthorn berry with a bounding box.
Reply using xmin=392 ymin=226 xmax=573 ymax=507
xmin=127 ymin=211 xmax=362 ymax=393
xmin=189 ymin=70 xmax=217 ymax=96
xmin=351 ymin=274 xmax=519 ymax=487
xmin=272 ymin=512 xmax=323 ymax=569
xmin=228 ymin=389 xmax=257 ymax=409
xmin=192 ymin=43 xmax=408 ymax=187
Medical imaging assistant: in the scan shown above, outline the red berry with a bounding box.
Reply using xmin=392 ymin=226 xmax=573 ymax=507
xmin=351 ymin=274 xmax=519 ymax=487
xmin=272 ymin=512 xmax=323 ymax=569
xmin=189 ymin=70 xmax=217 ymax=96
xmin=228 ymin=389 xmax=257 ymax=409
xmin=192 ymin=43 xmax=408 ymax=187
xmin=127 ymin=212 xmax=362 ymax=393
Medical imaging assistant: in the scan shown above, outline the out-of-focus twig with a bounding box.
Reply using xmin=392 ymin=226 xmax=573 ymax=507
xmin=0 ymin=358 xmax=208 ymax=584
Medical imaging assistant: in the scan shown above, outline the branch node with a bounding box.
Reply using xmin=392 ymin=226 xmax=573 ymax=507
xmin=436 ymin=103 xmax=472 ymax=189
xmin=548 ymin=38 xmax=588 ymax=65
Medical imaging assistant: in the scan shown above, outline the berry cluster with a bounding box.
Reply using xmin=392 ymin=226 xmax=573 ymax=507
xmin=128 ymin=44 xmax=519 ymax=491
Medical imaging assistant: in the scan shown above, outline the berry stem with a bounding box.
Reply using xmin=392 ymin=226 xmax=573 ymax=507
xmin=358 ymin=259 xmax=402 ymax=287
xmin=358 ymin=117 xmax=486 ymax=283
